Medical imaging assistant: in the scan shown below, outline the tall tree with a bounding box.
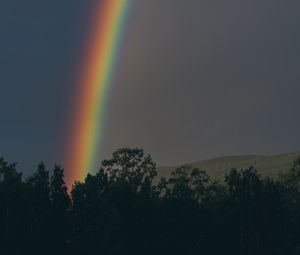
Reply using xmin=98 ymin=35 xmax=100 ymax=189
xmin=27 ymin=162 xmax=51 ymax=254
xmin=50 ymin=165 xmax=70 ymax=253
xmin=0 ymin=158 xmax=27 ymax=255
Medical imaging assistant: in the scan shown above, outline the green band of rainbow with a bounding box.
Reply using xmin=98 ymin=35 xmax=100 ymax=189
xmin=66 ymin=0 xmax=133 ymax=187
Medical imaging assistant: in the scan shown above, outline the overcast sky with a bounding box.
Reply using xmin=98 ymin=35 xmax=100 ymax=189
xmin=1 ymin=0 xmax=300 ymax=176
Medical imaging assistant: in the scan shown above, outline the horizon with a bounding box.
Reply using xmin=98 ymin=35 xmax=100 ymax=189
xmin=6 ymin=149 xmax=300 ymax=180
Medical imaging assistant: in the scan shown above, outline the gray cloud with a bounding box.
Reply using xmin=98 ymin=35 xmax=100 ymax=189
xmin=0 ymin=0 xmax=300 ymax=175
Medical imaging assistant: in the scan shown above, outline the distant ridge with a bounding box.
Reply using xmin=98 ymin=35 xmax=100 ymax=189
xmin=158 ymin=152 xmax=300 ymax=181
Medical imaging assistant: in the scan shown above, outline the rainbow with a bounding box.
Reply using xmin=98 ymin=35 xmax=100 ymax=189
xmin=66 ymin=0 xmax=133 ymax=187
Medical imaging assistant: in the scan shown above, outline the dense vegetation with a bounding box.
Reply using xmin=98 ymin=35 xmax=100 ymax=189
xmin=1 ymin=148 xmax=300 ymax=255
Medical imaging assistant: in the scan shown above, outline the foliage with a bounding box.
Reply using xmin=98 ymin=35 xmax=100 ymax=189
xmin=1 ymin=149 xmax=300 ymax=255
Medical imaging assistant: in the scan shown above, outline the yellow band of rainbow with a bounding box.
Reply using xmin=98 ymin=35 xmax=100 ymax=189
xmin=66 ymin=0 xmax=132 ymax=187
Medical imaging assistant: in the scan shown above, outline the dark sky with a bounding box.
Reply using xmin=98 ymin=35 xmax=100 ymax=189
xmin=1 ymin=0 xmax=300 ymax=176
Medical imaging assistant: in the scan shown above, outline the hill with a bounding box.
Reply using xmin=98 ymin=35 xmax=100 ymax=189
xmin=157 ymin=152 xmax=300 ymax=181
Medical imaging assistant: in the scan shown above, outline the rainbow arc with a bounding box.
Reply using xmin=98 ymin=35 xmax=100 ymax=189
xmin=66 ymin=0 xmax=133 ymax=187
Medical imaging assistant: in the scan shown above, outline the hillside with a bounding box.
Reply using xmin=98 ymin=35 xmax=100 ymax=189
xmin=158 ymin=152 xmax=300 ymax=181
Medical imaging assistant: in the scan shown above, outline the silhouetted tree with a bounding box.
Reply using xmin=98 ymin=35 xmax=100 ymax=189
xmin=280 ymin=158 xmax=300 ymax=254
xmin=50 ymin=165 xmax=70 ymax=253
xmin=1 ymin=151 xmax=300 ymax=255
xmin=0 ymin=158 xmax=27 ymax=255
xmin=27 ymin=162 xmax=51 ymax=254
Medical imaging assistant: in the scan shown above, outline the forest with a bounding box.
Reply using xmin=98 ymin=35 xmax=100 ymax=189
xmin=1 ymin=148 xmax=300 ymax=255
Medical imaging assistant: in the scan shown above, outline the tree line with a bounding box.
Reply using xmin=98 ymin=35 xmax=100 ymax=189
xmin=1 ymin=148 xmax=300 ymax=255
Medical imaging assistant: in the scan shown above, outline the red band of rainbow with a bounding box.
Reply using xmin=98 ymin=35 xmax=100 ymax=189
xmin=66 ymin=0 xmax=133 ymax=187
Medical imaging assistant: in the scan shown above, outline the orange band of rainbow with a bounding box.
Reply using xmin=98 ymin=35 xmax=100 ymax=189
xmin=66 ymin=0 xmax=132 ymax=187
